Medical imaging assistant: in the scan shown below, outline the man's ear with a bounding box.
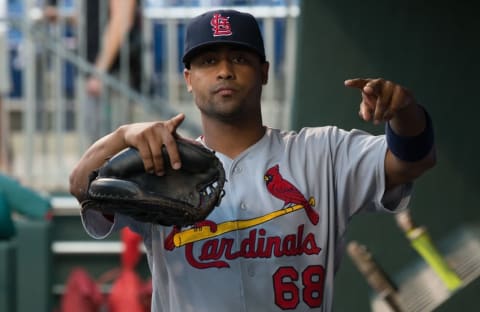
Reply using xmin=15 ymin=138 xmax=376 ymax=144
xmin=261 ymin=62 xmax=270 ymax=85
xmin=183 ymin=68 xmax=192 ymax=92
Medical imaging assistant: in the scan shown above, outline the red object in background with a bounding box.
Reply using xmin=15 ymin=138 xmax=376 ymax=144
xmin=121 ymin=227 xmax=142 ymax=269
xmin=59 ymin=268 xmax=103 ymax=312
xmin=108 ymin=228 xmax=149 ymax=312
xmin=58 ymin=228 xmax=152 ymax=312
xmin=107 ymin=269 xmax=145 ymax=312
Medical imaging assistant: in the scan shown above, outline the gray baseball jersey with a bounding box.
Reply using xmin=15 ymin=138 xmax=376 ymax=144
xmin=82 ymin=126 xmax=412 ymax=311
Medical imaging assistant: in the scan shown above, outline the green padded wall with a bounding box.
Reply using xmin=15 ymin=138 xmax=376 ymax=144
xmin=14 ymin=219 xmax=53 ymax=312
xmin=292 ymin=1 xmax=480 ymax=311
xmin=0 ymin=240 xmax=16 ymax=312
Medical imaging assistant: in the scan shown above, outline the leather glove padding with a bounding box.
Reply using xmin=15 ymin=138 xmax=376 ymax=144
xmin=81 ymin=139 xmax=225 ymax=227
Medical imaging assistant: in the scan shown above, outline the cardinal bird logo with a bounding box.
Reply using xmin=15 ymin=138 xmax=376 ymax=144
xmin=264 ymin=165 xmax=319 ymax=225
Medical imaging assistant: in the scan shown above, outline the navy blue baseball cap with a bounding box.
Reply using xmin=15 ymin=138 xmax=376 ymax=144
xmin=182 ymin=10 xmax=266 ymax=66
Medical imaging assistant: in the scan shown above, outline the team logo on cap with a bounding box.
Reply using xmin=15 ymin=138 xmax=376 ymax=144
xmin=210 ymin=13 xmax=232 ymax=37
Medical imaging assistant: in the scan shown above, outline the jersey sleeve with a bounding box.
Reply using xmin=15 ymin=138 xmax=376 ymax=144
xmin=81 ymin=209 xmax=149 ymax=239
xmin=329 ymin=127 xmax=412 ymax=217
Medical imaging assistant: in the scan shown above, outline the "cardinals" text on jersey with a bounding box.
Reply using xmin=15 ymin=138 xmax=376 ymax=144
xmin=184 ymin=224 xmax=322 ymax=269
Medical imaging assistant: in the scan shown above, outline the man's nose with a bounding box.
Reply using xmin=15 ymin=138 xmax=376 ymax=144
xmin=216 ymin=59 xmax=234 ymax=80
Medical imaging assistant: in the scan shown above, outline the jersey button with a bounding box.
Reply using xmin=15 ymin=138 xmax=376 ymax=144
xmin=240 ymin=202 xmax=247 ymax=210
xmin=233 ymin=166 xmax=242 ymax=174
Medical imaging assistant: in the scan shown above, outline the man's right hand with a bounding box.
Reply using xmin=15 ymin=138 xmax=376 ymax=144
xmin=121 ymin=113 xmax=186 ymax=175
xmin=86 ymin=76 xmax=103 ymax=97
xmin=69 ymin=114 xmax=186 ymax=201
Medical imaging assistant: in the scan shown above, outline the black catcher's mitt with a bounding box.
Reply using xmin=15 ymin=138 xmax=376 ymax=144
xmin=81 ymin=139 xmax=225 ymax=227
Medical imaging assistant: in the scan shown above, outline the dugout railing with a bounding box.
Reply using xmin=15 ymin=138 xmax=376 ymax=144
xmin=1 ymin=0 xmax=300 ymax=192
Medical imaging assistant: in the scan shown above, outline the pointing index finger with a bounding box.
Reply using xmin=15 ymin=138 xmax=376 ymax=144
xmin=344 ymin=78 xmax=370 ymax=89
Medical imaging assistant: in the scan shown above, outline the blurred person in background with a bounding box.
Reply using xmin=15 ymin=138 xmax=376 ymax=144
xmin=45 ymin=0 xmax=143 ymax=143
xmin=0 ymin=173 xmax=51 ymax=240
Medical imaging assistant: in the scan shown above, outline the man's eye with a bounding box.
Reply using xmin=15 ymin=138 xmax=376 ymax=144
xmin=202 ymin=58 xmax=216 ymax=65
xmin=232 ymin=56 xmax=247 ymax=64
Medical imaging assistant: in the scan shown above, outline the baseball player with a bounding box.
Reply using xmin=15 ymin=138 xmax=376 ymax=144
xmin=70 ymin=9 xmax=436 ymax=312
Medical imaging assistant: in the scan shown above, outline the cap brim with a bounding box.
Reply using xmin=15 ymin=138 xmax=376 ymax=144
xmin=182 ymin=41 xmax=266 ymax=64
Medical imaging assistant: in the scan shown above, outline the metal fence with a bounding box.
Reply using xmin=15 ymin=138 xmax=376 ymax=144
xmin=1 ymin=0 xmax=300 ymax=192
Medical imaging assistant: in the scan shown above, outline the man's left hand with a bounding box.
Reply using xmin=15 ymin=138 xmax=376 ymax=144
xmin=345 ymin=78 xmax=417 ymax=124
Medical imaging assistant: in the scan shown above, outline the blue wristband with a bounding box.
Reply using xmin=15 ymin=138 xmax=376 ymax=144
xmin=385 ymin=107 xmax=434 ymax=162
